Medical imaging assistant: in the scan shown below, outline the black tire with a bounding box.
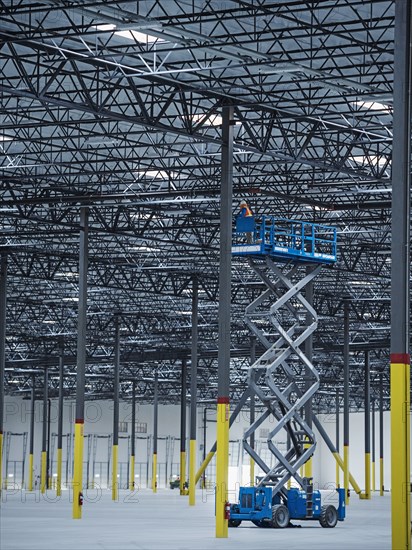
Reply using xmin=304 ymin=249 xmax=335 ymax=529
xmin=319 ymin=505 xmax=338 ymax=528
xmin=228 ymin=519 xmax=241 ymax=528
xmin=271 ymin=504 xmax=290 ymax=529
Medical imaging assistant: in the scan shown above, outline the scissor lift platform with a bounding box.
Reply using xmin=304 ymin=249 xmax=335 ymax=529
xmin=228 ymin=215 xmax=343 ymax=529
xmin=232 ymin=216 xmax=337 ymax=264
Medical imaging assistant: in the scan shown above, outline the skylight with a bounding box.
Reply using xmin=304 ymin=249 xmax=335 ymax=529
xmin=353 ymin=100 xmax=391 ymax=112
xmin=135 ymin=170 xmax=181 ymax=179
xmin=93 ymin=24 xmax=117 ymax=31
xmin=92 ymin=24 xmax=165 ymax=43
xmin=115 ymin=30 xmax=165 ymax=44
xmin=352 ymin=155 xmax=389 ymax=168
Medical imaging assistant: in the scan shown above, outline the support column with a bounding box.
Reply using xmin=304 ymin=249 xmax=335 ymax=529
xmin=361 ymin=350 xmax=371 ymax=499
xmin=343 ymin=298 xmax=350 ymax=505
xmin=371 ymin=398 xmax=376 ymax=493
xmin=28 ymin=375 xmax=35 ymax=491
xmin=286 ymin=432 xmax=291 ymax=489
xmin=391 ymin=1 xmax=411 ymax=548
xmin=57 ymin=344 xmax=64 ymax=496
xmin=304 ymin=265 xmax=314 ymax=479
xmin=47 ymin=398 xmax=51 ymax=489
xmin=189 ymin=276 xmax=198 ymax=506
xmin=216 ymin=104 xmax=234 ymax=539
xmin=0 ymin=255 xmax=7 ymax=493
xmin=41 ymin=368 xmax=48 ymax=494
xmin=379 ymin=372 xmax=384 ymax=496
xmin=249 ymin=337 xmax=256 ymax=487
xmin=112 ymin=316 xmax=120 ymax=501
xmin=335 ymin=388 xmax=340 ymax=488
xmin=129 ymin=380 xmax=136 ymax=490
xmin=180 ymin=359 xmax=187 ymax=494
xmin=202 ymin=407 xmax=207 ymax=489
xmin=72 ymin=207 xmax=88 ymax=519
xmin=152 ymin=371 xmax=158 ymax=493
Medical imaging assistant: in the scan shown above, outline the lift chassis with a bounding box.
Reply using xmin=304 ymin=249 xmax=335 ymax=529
xmin=229 ymin=484 xmax=345 ymax=529
xmin=229 ymin=217 xmax=344 ymax=529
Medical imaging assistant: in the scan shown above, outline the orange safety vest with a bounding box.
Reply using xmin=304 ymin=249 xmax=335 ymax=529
xmin=243 ymin=205 xmax=253 ymax=217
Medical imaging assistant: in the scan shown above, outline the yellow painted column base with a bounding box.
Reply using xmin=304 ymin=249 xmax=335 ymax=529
xmin=335 ymin=460 xmax=340 ymax=488
xmin=72 ymin=422 xmax=84 ymax=520
xmin=112 ymin=444 xmax=118 ymax=501
xmin=303 ymin=441 xmax=312 ymax=479
xmin=152 ymin=453 xmax=157 ymax=493
xmin=343 ymin=445 xmax=349 ymax=505
xmin=304 ymin=458 xmax=313 ymax=479
xmin=215 ymin=400 xmax=229 ymax=539
xmin=40 ymin=451 xmax=47 ymax=494
xmin=362 ymin=452 xmax=371 ymax=500
xmin=390 ymin=358 xmax=410 ymax=550
xmin=189 ymin=439 xmax=196 ymax=506
xmin=179 ymin=451 xmax=186 ymax=495
xmin=250 ymin=458 xmax=255 ymax=487
xmin=372 ymin=460 xmax=375 ymax=493
xmin=28 ymin=454 xmax=34 ymax=491
xmin=129 ymin=454 xmax=135 ymax=490
xmin=57 ymin=447 xmax=62 ymax=496
xmin=0 ymin=432 xmax=3 ymax=493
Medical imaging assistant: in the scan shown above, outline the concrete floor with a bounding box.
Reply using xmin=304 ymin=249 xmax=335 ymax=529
xmin=1 ymin=487 xmax=391 ymax=550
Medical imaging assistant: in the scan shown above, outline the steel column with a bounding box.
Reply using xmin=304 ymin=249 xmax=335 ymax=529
xmin=216 ymin=104 xmax=234 ymax=539
xmin=286 ymin=432 xmax=291 ymax=489
xmin=379 ymin=373 xmax=384 ymax=496
xmin=202 ymin=407 xmax=208 ymax=489
xmin=57 ymin=344 xmax=64 ymax=496
xmin=0 ymin=255 xmax=7 ymax=493
xmin=391 ymin=1 xmax=411 ymax=547
xmin=343 ymin=298 xmax=350 ymax=505
xmin=47 ymin=398 xmax=51 ymax=489
xmin=152 ymin=371 xmax=158 ymax=493
xmin=371 ymin=398 xmax=376 ymax=493
xmin=28 ymin=375 xmax=35 ymax=491
xmin=336 ymin=388 xmax=340 ymax=488
xmin=41 ymin=368 xmax=48 ymax=494
xmin=112 ymin=316 xmax=120 ymax=501
xmin=304 ymin=265 xmax=314 ymax=479
xmin=249 ymin=337 xmax=256 ymax=487
xmin=189 ymin=276 xmax=199 ymax=505
xmin=129 ymin=380 xmax=136 ymax=490
xmin=72 ymin=207 xmax=88 ymax=519
xmin=362 ymin=350 xmax=371 ymax=499
xmin=180 ymin=358 xmax=187 ymax=494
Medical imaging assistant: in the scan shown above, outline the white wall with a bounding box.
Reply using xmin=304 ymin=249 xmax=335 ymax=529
xmin=313 ymin=411 xmax=393 ymax=492
xmin=3 ymin=396 xmax=408 ymax=492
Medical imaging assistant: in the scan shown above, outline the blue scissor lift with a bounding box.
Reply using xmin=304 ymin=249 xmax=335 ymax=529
xmin=229 ymin=216 xmax=344 ymax=529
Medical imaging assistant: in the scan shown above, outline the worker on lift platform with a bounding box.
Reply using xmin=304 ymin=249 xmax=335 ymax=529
xmin=236 ymin=199 xmax=255 ymax=243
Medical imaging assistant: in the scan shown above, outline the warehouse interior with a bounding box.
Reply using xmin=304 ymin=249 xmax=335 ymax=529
xmin=0 ymin=1 xmax=411 ymax=549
